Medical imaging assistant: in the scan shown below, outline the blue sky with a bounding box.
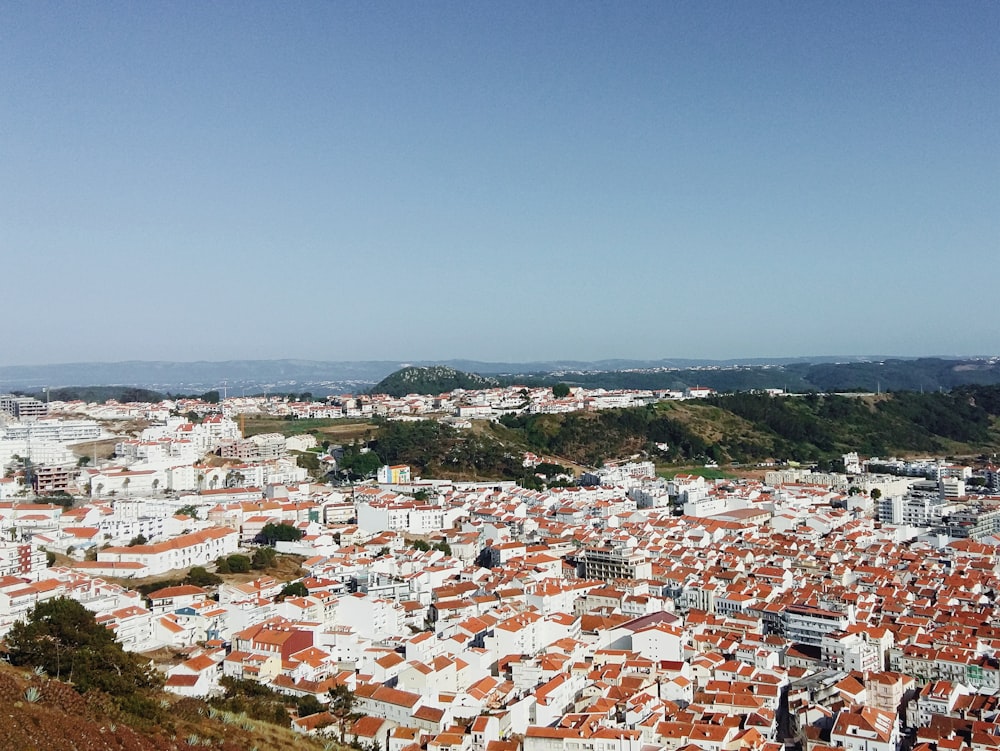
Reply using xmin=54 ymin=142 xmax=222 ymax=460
xmin=2 ymin=2 xmax=998 ymax=365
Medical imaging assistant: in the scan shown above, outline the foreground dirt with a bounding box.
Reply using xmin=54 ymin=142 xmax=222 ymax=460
xmin=0 ymin=662 xmax=328 ymax=751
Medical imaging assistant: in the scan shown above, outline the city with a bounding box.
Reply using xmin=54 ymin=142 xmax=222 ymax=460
xmin=2 ymin=384 xmax=1000 ymax=751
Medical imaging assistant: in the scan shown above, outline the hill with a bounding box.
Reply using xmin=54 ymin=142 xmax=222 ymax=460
xmin=0 ymin=603 xmax=330 ymax=751
xmin=362 ymin=385 xmax=1000 ymax=480
xmin=0 ymin=662 xmax=331 ymax=750
xmin=371 ymin=365 xmax=499 ymax=397
xmin=3 ymin=356 xmax=999 ymax=396
xmin=497 ymin=385 xmax=1000 ymax=468
xmin=512 ymin=357 xmax=1000 ymax=394
xmin=14 ymin=385 xmax=168 ymax=403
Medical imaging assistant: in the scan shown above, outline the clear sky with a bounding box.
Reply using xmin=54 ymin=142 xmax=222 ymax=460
xmin=2 ymin=2 xmax=998 ymax=365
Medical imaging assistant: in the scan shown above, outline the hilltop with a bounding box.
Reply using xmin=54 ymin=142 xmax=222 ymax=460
xmin=371 ymin=365 xmax=499 ymax=397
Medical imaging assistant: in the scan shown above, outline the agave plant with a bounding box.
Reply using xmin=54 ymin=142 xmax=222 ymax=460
xmin=23 ymin=686 xmax=41 ymax=703
xmin=187 ymin=734 xmax=201 ymax=746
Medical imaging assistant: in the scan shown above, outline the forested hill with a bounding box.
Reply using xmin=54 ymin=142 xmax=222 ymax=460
xmin=512 ymin=358 xmax=1000 ymax=394
xmin=3 ymin=356 xmax=998 ymax=396
xmin=372 ymin=365 xmax=499 ymax=397
xmin=365 ymin=385 xmax=1000 ymax=479
xmin=499 ymin=386 xmax=1000 ymax=467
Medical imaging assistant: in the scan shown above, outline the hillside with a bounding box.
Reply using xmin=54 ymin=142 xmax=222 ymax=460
xmin=5 ymin=356 xmax=1000 ymax=398
xmin=264 ymin=384 xmax=1000 ymax=482
xmin=0 ymin=653 xmax=328 ymax=751
xmin=371 ymin=365 xmax=499 ymax=397
xmin=498 ymin=386 xmax=1000 ymax=468
xmin=514 ymin=357 xmax=1000 ymax=395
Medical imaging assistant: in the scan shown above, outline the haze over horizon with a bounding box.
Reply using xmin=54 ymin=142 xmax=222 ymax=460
xmin=3 ymin=2 xmax=998 ymax=367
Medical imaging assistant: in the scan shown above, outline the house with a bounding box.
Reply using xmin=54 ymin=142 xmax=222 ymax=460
xmin=147 ymin=584 xmax=210 ymax=615
xmin=831 ymin=706 xmax=899 ymax=751
xmin=97 ymin=527 xmax=238 ymax=576
xmin=164 ymin=648 xmax=226 ymax=697
xmin=233 ymin=617 xmax=314 ymax=660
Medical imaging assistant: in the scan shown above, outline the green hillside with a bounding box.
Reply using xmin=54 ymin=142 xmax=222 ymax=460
xmin=499 ymin=386 xmax=1000 ymax=467
xmin=371 ymin=365 xmax=499 ymax=397
xmin=366 ymin=385 xmax=1000 ymax=480
xmin=506 ymin=357 xmax=1000 ymax=394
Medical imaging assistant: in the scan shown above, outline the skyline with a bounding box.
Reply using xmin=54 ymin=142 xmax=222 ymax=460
xmin=2 ymin=2 xmax=998 ymax=366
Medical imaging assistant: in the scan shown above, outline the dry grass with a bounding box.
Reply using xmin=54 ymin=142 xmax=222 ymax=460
xmin=0 ymin=661 xmax=331 ymax=751
xmin=241 ymin=417 xmax=376 ymax=444
xmin=69 ymin=438 xmax=118 ymax=459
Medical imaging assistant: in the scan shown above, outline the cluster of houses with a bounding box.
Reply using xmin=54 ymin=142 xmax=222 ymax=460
xmin=0 ymin=462 xmax=996 ymax=751
xmin=5 ymin=381 xmax=719 ymax=435
xmin=4 ymin=396 xmax=1000 ymax=751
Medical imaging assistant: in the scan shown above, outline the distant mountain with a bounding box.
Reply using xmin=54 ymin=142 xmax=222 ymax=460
xmin=1 ymin=356 xmax=997 ymax=396
xmin=0 ymin=359 xmax=401 ymax=394
xmin=372 ymin=366 xmax=499 ymax=397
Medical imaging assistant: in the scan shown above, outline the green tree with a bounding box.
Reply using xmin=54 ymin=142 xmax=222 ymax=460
xmin=252 ymin=546 xmax=277 ymax=570
xmin=433 ymin=541 xmax=452 ymax=556
xmin=552 ymin=383 xmax=571 ymax=398
xmin=226 ymin=554 xmax=252 ymax=573
xmin=338 ymin=443 xmax=381 ymax=480
xmin=186 ymin=566 xmax=222 ymax=587
xmin=128 ymin=534 xmax=148 ymax=547
xmin=277 ymin=581 xmax=309 ymax=601
xmin=297 ymin=694 xmax=325 ymax=717
xmin=257 ymin=522 xmax=304 ymax=545
xmin=870 ymin=488 xmax=882 ymax=501
xmin=6 ymin=598 xmax=163 ymax=706
xmin=327 ymin=683 xmax=356 ymax=741
xmin=225 ymin=470 xmax=246 ymax=489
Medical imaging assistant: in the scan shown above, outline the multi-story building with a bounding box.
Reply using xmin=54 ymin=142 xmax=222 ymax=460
xmin=822 ymin=630 xmax=882 ymax=672
xmin=0 ymin=542 xmax=47 ymax=580
xmin=218 ymin=433 xmax=286 ymax=462
xmin=935 ymin=504 xmax=1000 ymax=540
xmin=377 ymin=464 xmax=412 ymax=484
xmin=97 ymin=527 xmax=239 ymax=576
xmin=0 ymin=395 xmax=47 ymax=420
xmin=0 ymin=418 xmax=101 ymax=442
xmin=576 ymin=545 xmax=652 ymax=581
xmin=32 ymin=464 xmax=78 ymax=495
xmin=784 ymin=603 xmax=852 ymax=646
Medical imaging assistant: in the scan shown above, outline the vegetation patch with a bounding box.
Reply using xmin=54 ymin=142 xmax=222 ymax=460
xmin=372 ymin=365 xmax=498 ymax=397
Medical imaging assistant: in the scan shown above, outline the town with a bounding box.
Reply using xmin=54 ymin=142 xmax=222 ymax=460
xmin=2 ymin=386 xmax=1000 ymax=751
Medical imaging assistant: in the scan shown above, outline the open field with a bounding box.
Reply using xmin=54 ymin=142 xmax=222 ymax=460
xmin=656 ymin=465 xmax=736 ymax=480
xmin=241 ymin=416 xmax=376 ymax=443
xmin=68 ymin=437 xmax=118 ymax=460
